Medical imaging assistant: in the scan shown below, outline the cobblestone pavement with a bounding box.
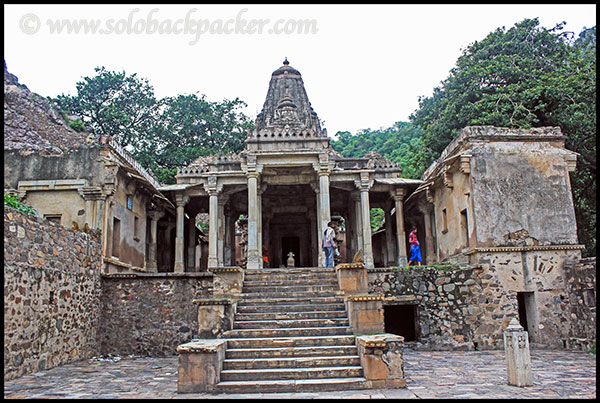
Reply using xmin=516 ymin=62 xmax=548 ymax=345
xmin=4 ymin=350 xmax=596 ymax=399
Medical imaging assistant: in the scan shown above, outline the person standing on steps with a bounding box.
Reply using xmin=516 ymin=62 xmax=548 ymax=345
xmin=322 ymin=221 xmax=337 ymax=268
xmin=407 ymin=226 xmax=422 ymax=267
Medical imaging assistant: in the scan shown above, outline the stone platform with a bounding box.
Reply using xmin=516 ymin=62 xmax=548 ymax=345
xmin=4 ymin=350 xmax=596 ymax=399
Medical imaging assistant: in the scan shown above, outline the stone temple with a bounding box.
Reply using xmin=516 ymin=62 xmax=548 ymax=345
xmin=3 ymin=60 xmax=596 ymax=392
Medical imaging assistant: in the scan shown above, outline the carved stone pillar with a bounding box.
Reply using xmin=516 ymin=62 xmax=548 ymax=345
xmin=187 ymin=214 xmax=196 ymax=271
xmin=352 ymin=192 xmax=363 ymax=258
xmin=208 ymin=192 xmax=219 ymax=270
xmin=147 ymin=210 xmax=165 ymax=273
xmin=308 ymin=208 xmax=317 ymax=267
xmin=392 ymin=189 xmax=407 ymax=267
xmin=257 ymin=185 xmax=265 ymax=269
xmin=356 ymin=173 xmax=374 ymax=269
xmin=217 ymin=196 xmax=229 ymax=267
xmin=246 ymin=172 xmax=260 ymax=270
xmin=384 ymin=201 xmax=395 ymax=267
xmin=174 ymin=193 xmax=188 ymax=273
xmin=224 ymin=208 xmax=233 ymax=266
xmin=420 ymin=205 xmax=435 ymax=265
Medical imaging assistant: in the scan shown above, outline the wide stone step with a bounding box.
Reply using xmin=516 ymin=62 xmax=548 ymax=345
xmin=239 ymin=290 xmax=340 ymax=299
xmin=233 ymin=318 xmax=349 ymax=329
xmin=245 ymin=268 xmax=335 ymax=275
xmin=220 ymin=366 xmax=364 ymax=381
xmin=235 ymin=310 xmax=348 ymax=321
xmin=214 ymin=377 xmax=370 ymax=394
xmin=243 ymin=279 xmax=338 ymax=287
xmin=242 ymin=284 xmax=339 ymax=293
xmin=236 ymin=303 xmax=346 ymax=314
xmin=224 ymin=326 xmax=353 ymax=338
xmin=223 ymin=355 xmax=361 ymax=370
xmin=225 ymin=345 xmax=359 ymax=359
xmin=225 ymin=335 xmax=356 ymax=349
xmin=237 ymin=295 xmax=344 ymax=305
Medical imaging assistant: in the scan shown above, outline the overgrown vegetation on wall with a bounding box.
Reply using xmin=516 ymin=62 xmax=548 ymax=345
xmin=4 ymin=193 xmax=37 ymax=216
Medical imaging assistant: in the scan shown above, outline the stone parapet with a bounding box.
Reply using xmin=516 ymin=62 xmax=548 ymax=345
xmin=193 ymin=298 xmax=236 ymax=338
xmin=345 ymin=294 xmax=384 ymax=335
xmin=336 ymin=262 xmax=368 ymax=295
xmin=356 ymin=334 xmax=406 ymax=388
xmin=177 ymin=339 xmax=227 ymax=393
xmin=210 ymin=266 xmax=244 ymax=296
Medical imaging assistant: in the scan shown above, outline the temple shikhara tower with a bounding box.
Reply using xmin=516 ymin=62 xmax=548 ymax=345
xmin=161 ymin=59 xmax=422 ymax=272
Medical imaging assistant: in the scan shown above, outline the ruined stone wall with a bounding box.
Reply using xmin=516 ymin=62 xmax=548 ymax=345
xmin=469 ymin=140 xmax=578 ymax=247
xmin=4 ymin=206 xmax=103 ymax=381
xmin=368 ymin=253 xmax=595 ymax=351
xmin=368 ymin=266 xmax=509 ymax=351
xmin=563 ymin=257 xmax=596 ymax=350
xmin=99 ymin=273 xmax=212 ymax=357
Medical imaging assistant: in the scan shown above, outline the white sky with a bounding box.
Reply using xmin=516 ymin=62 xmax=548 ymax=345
xmin=4 ymin=4 xmax=597 ymax=137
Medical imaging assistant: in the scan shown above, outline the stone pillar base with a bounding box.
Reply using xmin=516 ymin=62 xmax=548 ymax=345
xmin=177 ymin=339 xmax=226 ymax=393
xmin=193 ymin=298 xmax=236 ymax=338
xmin=346 ymin=294 xmax=385 ymax=335
xmin=356 ymin=334 xmax=406 ymax=388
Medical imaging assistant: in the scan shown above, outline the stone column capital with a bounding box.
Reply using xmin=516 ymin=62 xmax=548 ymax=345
xmin=175 ymin=193 xmax=189 ymax=207
xmin=148 ymin=209 xmax=165 ymax=221
xmin=204 ymin=176 xmax=223 ymax=196
xmin=390 ymin=188 xmax=406 ymax=201
xmin=354 ymin=172 xmax=373 ymax=191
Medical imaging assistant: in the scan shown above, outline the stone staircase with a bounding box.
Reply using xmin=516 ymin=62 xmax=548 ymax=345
xmin=215 ymin=267 xmax=368 ymax=393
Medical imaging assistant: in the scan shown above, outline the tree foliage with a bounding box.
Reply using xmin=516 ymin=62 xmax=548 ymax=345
xmin=4 ymin=193 xmax=38 ymax=216
xmin=54 ymin=68 xmax=253 ymax=184
xmin=410 ymin=19 xmax=596 ymax=256
xmin=331 ymin=121 xmax=425 ymax=179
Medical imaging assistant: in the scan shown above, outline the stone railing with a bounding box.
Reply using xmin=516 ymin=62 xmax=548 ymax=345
xmin=107 ymin=138 xmax=161 ymax=189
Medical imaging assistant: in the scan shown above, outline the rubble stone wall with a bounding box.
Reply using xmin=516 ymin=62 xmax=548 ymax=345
xmin=99 ymin=273 xmax=213 ymax=357
xmin=4 ymin=206 xmax=103 ymax=381
xmin=368 ymin=256 xmax=596 ymax=351
xmin=563 ymin=257 xmax=596 ymax=350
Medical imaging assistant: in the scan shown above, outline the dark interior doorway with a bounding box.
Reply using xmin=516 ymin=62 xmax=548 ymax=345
xmin=384 ymin=304 xmax=417 ymax=341
xmin=281 ymin=236 xmax=300 ymax=267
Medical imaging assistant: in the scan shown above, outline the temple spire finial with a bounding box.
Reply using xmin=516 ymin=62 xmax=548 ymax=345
xmin=283 ymin=57 xmax=289 ymax=65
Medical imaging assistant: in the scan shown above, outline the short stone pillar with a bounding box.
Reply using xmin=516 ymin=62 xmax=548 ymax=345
xmin=286 ymin=251 xmax=295 ymax=267
xmin=346 ymin=294 xmax=385 ymax=335
xmin=356 ymin=334 xmax=406 ymax=388
xmin=194 ymin=298 xmax=236 ymax=338
xmin=336 ymin=262 xmax=368 ymax=295
xmin=504 ymin=318 xmax=533 ymax=387
xmin=210 ymin=266 xmax=244 ymax=296
xmin=177 ymin=339 xmax=227 ymax=393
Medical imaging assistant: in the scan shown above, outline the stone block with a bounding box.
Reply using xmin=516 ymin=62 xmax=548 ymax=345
xmin=346 ymin=294 xmax=384 ymax=335
xmin=356 ymin=334 xmax=406 ymax=388
xmin=336 ymin=263 xmax=368 ymax=295
xmin=194 ymin=298 xmax=236 ymax=338
xmin=210 ymin=266 xmax=244 ymax=296
xmin=177 ymin=339 xmax=226 ymax=393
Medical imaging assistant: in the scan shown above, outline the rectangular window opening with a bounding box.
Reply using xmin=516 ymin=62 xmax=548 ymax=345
xmin=44 ymin=214 xmax=62 ymax=225
xmin=384 ymin=304 xmax=418 ymax=342
xmin=112 ymin=217 xmax=121 ymax=258
xmin=442 ymin=209 xmax=448 ymax=234
xmin=460 ymin=209 xmax=469 ymax=248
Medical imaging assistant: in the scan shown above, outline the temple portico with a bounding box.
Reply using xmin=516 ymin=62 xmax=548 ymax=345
xmin=158 ymin=59 xmax=422 ymax=271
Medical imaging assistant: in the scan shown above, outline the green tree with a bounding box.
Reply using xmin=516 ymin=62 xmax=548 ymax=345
xmin=54 ymin=67 xmax=158 ymax=148
xmin=332 ymin=121 xmax=425 ymax=179
xmin=135 ymin=94 xmax=253 ymax=184
xmin=410 ymin=19 xmax=596 ymax=256
xmin=54 ymin=68 xmax=254 ymax=184
xmin=4 ymin=193 xmax=38 ymax=216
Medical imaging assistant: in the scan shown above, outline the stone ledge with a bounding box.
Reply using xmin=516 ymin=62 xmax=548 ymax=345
xmin=102 ymin=272 xmax=213 ymax=279
xmin=356 ymin=333 xmax=404 ymax=348
xmin=193 ymin=298 xmax=234 ymax=306
xmin=209 ymin=266 xmax=243 ymax=273
xmin=177 ymin=339 xmax=226 ymax=353
xmin=347 ymin=294 xmax=384 ymax=302
xmin=335 ymin=263 xmax=366 ymax=270
xmin=467 ymin=244 xmax=585 ymax=254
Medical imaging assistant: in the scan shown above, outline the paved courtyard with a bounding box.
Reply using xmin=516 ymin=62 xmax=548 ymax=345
xmin=4 ymin=349 xmax=596 ymax=399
